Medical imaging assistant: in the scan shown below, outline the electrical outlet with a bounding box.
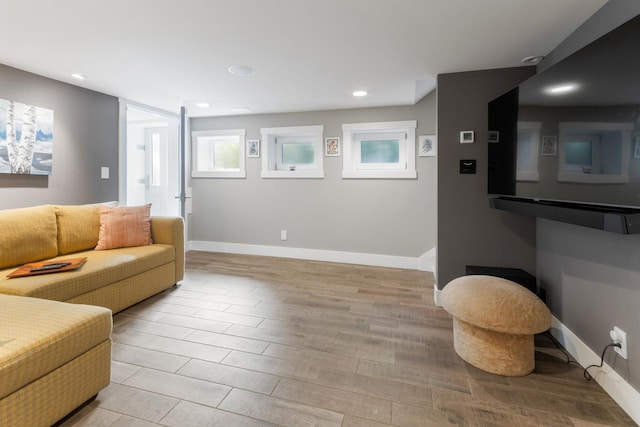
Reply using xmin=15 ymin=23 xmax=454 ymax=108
xmin=280 ymin=230 xmax=287 ymax=241
xmin=610 ymin=326 xmax=628 ymax=359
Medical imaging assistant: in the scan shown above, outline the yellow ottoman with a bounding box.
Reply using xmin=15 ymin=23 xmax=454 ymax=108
xmin=441 ymin=275 xmax=551 ymax=376
xmin=0 ymin=295 xmax=112 ymax=427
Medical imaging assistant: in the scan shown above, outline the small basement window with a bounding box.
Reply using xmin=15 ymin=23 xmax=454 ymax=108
xmin=342 ymin=120 xmax=417 ymax=179
xmin=261 ymin=125 xmax=324 ymax=178
xmin=191 ymin=129 xmax=246 ymax=178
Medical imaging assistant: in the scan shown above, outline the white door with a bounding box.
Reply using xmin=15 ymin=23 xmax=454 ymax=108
xmin=145 ymin=127 xmax=170 ymax=215
xmin=122 ymin=103 xmax=181 ymax=217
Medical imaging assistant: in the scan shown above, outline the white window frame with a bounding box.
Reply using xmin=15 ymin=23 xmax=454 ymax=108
xmin=191 ymin=129 xmax=246 ymax=178
xmin=261 ymin=125 xmax=324 ymax=179
xmin=516 ymin=121 xmax=540 ymax=182
xmin=342 ymin=120 xmax=417 ymax=179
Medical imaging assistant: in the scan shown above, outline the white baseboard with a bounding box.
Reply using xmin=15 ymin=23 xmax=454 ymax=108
xmin=419 ymin=247 xmax=436 ymax=273
xmin=189 ymin=240 xmax=424 ymax=270
xmin=433 ymin=284 xmax=442 ymax=307
xmin=549 ymin=315 xmax=640 ymax=425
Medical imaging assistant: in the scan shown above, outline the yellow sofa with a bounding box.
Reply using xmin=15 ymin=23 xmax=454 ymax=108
xmin=0 ymin=204 xmax=184 ymax=313
xmin=0 ymin=204 xmax=184 ymax=426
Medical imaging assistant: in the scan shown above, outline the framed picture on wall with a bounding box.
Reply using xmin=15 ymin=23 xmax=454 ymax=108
xmin=325 ymin=137 xmax=340 ymax=156
xmin=541 ymin=136 xmax=557 ymax=156
xmin=247 ymin=139 xmax=260 ymax=158
xmin=0 ymin=98 xmax=54 ymax=175
xmin=419 ymin=135 xmax=437 ymax=157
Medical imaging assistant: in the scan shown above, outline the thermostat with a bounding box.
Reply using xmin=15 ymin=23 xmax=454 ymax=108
xmin=460 ymin=131 xmax=475 ymax=143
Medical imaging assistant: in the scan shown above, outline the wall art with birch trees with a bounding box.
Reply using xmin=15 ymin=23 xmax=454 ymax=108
xmin=0 ymin=99 xmax=54 ymax=175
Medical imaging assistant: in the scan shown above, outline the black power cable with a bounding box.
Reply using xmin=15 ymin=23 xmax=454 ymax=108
xmin=583 ymin=343 xmax=621 ymax=381
xmin=543 ymin=331 xmax=621 ymax=381
xmin=543 ymin=331 xmax=583 ymax=368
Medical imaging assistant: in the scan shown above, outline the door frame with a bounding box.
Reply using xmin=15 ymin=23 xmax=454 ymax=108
xmin=118 ymin=99 xmax=183 ymax=215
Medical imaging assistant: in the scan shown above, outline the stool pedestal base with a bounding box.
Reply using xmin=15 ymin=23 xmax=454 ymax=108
xmin=453 ymin=318 xmax=534 ymax=376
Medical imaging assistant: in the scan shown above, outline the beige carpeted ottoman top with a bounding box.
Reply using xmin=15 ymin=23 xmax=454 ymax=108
xmin=441 ymin=275 xmax=551 ymax=334
xmin=0 ymin=294 xmax=112 ymax=400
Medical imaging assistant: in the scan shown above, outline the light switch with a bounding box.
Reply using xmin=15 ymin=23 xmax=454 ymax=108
xmin=101 ymin=167 xmax=109 ymax=179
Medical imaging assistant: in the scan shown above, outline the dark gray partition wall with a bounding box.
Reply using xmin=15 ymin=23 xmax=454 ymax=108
xmin=436 ymin=67 xmax=536 ymax=289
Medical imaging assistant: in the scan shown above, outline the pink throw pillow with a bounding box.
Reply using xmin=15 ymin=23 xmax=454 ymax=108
xmin=95 ymin=204 xmax=153 ymax=250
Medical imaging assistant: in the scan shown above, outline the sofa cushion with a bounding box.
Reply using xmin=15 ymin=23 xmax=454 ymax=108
xmin=0 ymin=244 xmax=175 ymax=302
xmin=54 ymin=204 xmax=101 ymax=255
xmin=0 ymin=205 xmax=58 ymax=269
xmin=96 ymin=204 xmax=152 ymax=250
xmin=0 ymin=294 xmax=112 ymax=400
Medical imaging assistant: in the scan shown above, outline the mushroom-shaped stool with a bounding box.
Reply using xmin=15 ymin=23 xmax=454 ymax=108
xmin=441 ymin=275 xmax=551 ymax=376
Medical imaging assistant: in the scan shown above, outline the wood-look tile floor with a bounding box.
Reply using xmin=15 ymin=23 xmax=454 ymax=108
xmin=60 ymin=251 xmax=636 ymax=427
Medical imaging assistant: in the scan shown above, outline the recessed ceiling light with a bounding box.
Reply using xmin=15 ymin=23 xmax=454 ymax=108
xmin=522 ymin=55 xmax=544 ymax=65
xmin=228 ymin=65 xmax=256 ymax=76
xmin=545 ymin=83 xmax=579 ymax=95
xmin=71 ymin=73 xmax=85 ymax=80
xmin=195 ymin=102 xmax=210 ymax=108
xmin=231 ymin=107 xmax=253 ymax=114
xmin=353 ymin=90 xmax=368 ymax=97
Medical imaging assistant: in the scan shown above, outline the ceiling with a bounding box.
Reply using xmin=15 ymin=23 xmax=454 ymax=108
xmin=1 ymin=0 xmax=607 ymax=117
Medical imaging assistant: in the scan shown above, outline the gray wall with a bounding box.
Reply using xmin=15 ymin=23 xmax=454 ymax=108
xmin=436 ymin=68 xmax=536 ymax=288
xmin=536 ymin=0 xmax=640 ymax=391
xmin=0 ymin=63 xmax=119 ymax=209
xmin=189 ymin=93 xmax=436 ymax=258
xmin=538 ymin=219 xmax=640 ymax=389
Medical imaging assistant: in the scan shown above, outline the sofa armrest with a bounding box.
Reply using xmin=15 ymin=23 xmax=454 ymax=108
xmin=150 ymin=217 xmax=184 ymax=282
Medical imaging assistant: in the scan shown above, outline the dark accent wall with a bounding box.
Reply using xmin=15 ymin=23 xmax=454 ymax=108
xmin=535 ymin=0 xmax=640 ymax=391
xmin=436 ymin=68 xmax=536 ymax=289
xmin=0 ymin=63 xmax=119 ymax=209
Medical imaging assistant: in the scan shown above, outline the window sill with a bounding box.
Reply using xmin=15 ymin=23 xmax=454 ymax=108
xmin=342 ymin=170 xmax=417 ymax=179
xmin=192 ymin=171 xmax=246 ymax=178
xmin=261 ymin=170 xmax=324 ymax=179
xmin=516 ymin=171 xmax=539 ymax=182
